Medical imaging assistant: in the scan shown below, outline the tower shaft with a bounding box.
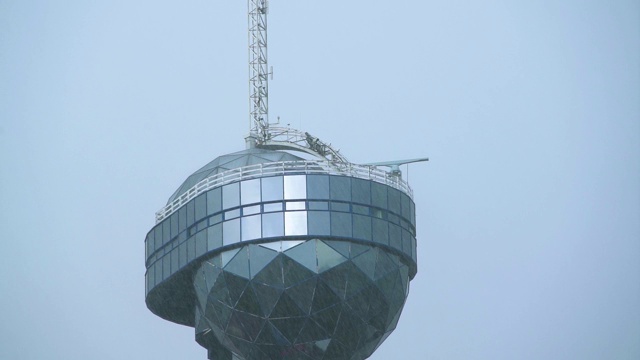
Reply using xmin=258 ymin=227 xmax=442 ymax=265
xmin=248 ymin=0 xmax=269 ymax=137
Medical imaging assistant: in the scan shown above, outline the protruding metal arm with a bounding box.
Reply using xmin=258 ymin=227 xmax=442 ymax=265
xmin=363 ymin=158 xmax=429 ymax=177
xmin=248 ymin=0 xmax=270 ymax=137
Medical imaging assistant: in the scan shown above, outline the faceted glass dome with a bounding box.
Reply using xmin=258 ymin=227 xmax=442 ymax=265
xmin=168 ymin=148 xmax=304 ymax=204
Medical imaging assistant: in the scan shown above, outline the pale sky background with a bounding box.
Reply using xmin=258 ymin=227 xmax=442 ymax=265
xmin=1 ymin=1 xmax=639 ymax=359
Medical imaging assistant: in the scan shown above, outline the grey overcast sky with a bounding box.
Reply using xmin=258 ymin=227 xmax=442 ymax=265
xmin=1 ymin=0 xmax=638 ymax=359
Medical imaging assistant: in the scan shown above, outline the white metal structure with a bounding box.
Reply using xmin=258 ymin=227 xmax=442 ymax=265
xmin=155 ymin=160 xmax=414 ymax=223
xmin=248 ymin=0 xmax=270 ymax=138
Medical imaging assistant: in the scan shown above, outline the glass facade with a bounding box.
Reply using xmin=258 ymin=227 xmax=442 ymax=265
xmin=145 ymin=174 xmax=417 ymax=294
xmin=193 ymin=240 xmax=410 ymax=360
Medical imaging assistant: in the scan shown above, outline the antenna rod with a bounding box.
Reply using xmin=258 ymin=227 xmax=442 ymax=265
xmin=248 ymin=0 xmax=269 ymax=139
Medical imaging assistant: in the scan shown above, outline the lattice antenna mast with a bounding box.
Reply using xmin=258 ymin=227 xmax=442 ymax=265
xmin=248 ymin=0 xmax=270 ymax=141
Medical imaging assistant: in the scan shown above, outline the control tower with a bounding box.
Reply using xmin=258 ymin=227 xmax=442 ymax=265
xmin=144 ymin=1 xmax=426 ymax=359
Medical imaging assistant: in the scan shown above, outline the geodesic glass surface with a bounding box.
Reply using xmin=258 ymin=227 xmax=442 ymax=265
xmin=193 ymin=240 xmax=410 ymax=360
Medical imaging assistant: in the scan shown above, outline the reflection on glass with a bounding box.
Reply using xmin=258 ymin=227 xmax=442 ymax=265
xmin=207 ymin=187 xmax=222 ymax=215
xmin=242 ymin=215 xmax=262 ymax=241
xmin=241 ymin=179 xmax=261 ymax=205
xmin=262 ymin=212 xmax=284 ymax=238
xmin=223 ymin=218 xmax=241 ymax=245
xmin=307 ymin=175 xmax=329 ymax=199
xmin=223 ymin=182 xmax=240 ymax=209
xmin=187 ymin=237 xmax=196 ymax=262
xmin=285 ymin=211 xmax=307 ymax=236
xmin=286 ymin=201 xmax=306 ymax=211
xmin=262 ymin=176 xmax=283 ymax=202
xmin=284 ymin=175 xmax=306 ymax=200
xmin=263 ymin=202 xmax=283 ymax=212
xmin=243 ymin=205 xmax=261 ymax=216
xmin=225 ymin=209 xmax=240 ymax=220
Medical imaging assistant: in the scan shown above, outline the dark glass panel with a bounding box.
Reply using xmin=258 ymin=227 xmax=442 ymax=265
xmin=371 ymin=182 xmax=388 ymax=209
xmin=154 ymin=224 xmax=162 ymax=251
xmin=330 ymin=176 xmax=351 ymax=201
xmin=209 ymin=213 xmax=223 ymax=225
xmin=154 ymin=261 xmax=162 ymax=284
xmin=308 ymin=201 xmax=329 ymax=210
xmin=208 ymin=223 xmax=223 ymax=250
xmin=401 ymin=229 xmax=412 ymax=257
xmin=330 ymin=202 xmax=350 ymax=212
xmin=148 ymin=267 xmax=155 ymax=290
xmin=206 ymin=187 xmax=222 ymax=215
xmin=372 ymin=218 xmax=389 ymax=245
xmin=351 ymin=178 xmax=371 ymax=205
xmin=186 ymin=200 xmax=195 ymax=226
xmin=187 ymin=236 xmax=196 ymax=262
xmin=170 ymin=212 xmax=178 ymax=239
xmin=178 ymin=241 xmax=187 ymax=268
xmin=352 ymin=214 xmax=372 ymax=241
xmin=410 ymin=199 xmax=416 ymax=226
xmin=196 ymin=229 xmax=208 ymax=257
xmin=307 ymin=211 xmax=330 ymax=236
xmin=307 ymin=175 xmax=329 ymax=199
xmin=389 ymin=224 xmax=402 ymax=251
xmin=171 ymin=247 xmax=179 ymax=273
xmin=261 ymin=176 xmax=283 ymax=202
xmin=196 ymin=219 xmax=207 ymax=232
xmin=178 ymin=206 xmax=187 ymax=233
xmin=262 ymin=212 xmax=284 ymax=238
xmin=352 ymin=204 xmax=369 ymax=215
xmin=388 ymin=188 xmax=401 ymax=215
xmin=401 ymin=193 xmax=411 ymax=220
xmin=147 ymin=230 xmax=155 ymax=254
xmin=162 ymin=255 xmax=171 ymax=279
xmin=330 ymin=212 xmax=352 ymax=237
xmin=195 ymin=194 xmax=207 ymax=222
xmin=162 ymin=220 xmax=170 ymax=245
xmin=222 ymin=182 xmax=240 ymax=209
xmin=241 ymin=178 xmax=261 ymax=205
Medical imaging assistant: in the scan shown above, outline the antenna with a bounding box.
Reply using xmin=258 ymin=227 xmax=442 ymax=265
xmin=248 ymin=0 xmax=270 ymax=141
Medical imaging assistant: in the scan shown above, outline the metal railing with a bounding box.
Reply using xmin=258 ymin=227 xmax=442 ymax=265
xmin=155 ymin=160 xmax=413 ymax=223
